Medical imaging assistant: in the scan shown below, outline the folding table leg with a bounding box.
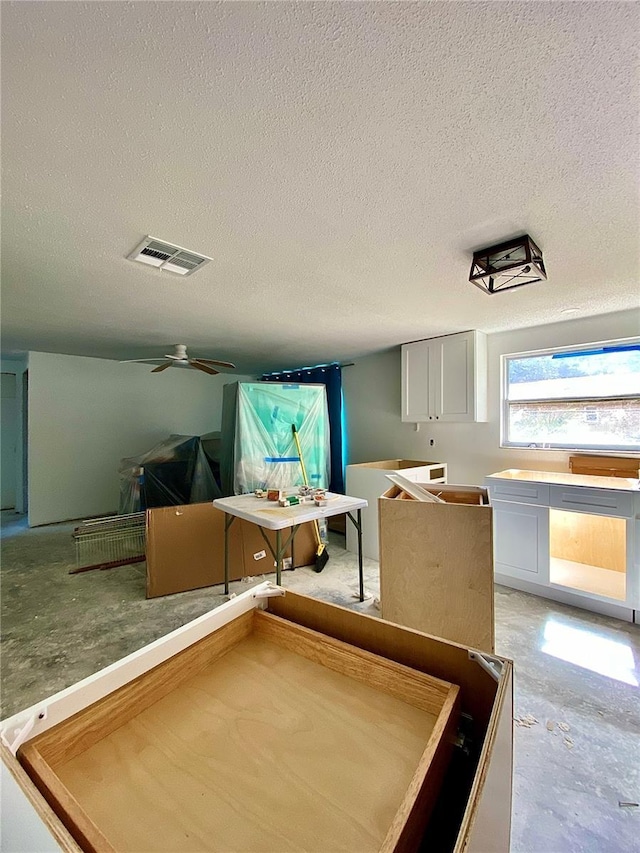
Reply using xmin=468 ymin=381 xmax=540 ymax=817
xmin=256 ymin=525 xmax=297 ymax=587
xmin=275 ymin=529 xmax=282 ymax=586
xmin=346 ymin=510 xmax=365 ymax=602
xmin=223 ymin=513 xmax=236 ymax=596
xmin=357 ymin=508 xmax=364 ymax=602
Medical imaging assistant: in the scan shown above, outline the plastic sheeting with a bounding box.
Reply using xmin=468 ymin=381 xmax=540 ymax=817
xmin=118 ymin=435 xmax=221 ymax=514
xmin=230 ymin=382 xmax=330 ymax=494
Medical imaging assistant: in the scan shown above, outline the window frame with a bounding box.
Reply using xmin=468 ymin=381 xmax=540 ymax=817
xmin=500 ymin=337 xmax=640 ymax=452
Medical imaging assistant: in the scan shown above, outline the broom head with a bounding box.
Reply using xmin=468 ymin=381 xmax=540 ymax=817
xmin=314 ymin=543 xmax=329 ymax=573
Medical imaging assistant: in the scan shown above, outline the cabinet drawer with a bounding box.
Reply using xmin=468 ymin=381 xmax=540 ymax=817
xmin=2 ymin=586 xmax=514 ymax=853
xmin=488 ymin=480 xmax=550 ymax=506
xmin=549 ymin=485 xmax=634 ymax=518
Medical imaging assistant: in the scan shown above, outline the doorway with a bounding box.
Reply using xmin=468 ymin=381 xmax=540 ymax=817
xmin=1 ymin=373 xmax=18 ymax=509
xmin=22 ymin=370 xmax=29 ymax=515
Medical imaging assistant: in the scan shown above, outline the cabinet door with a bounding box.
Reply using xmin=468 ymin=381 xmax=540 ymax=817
xmin=402 ymin=331 xmax=487 ymax=422
xmin=437 ymin=333 xmax=473 ymax=421
xmin=493 ymin=500 xmax=550 ymax=584
xmin=401 ymin=340 xmax=432 ymax=422
xmin=438 ymin=330 xmax=487 ymax=422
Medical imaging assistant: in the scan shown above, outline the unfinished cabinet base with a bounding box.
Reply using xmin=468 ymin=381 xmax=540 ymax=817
xmin=2 ymin=586 xmax=513 ymax=853
xmin=379 ymin=484 xmax=494 ymax=652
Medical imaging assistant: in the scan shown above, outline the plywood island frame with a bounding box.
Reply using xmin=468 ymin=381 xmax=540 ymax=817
xmin=1 ymin=584 xmax=513 ymax=853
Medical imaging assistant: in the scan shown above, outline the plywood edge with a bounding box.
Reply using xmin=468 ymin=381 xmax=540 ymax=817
xmin=381 ymin=684 xmax=461 ymax=853
xmin=253 ymin=610 xmax=452 ymax=716
xmin=28 ymin=610 xmax=254 ymax=767
xmin=569 ymin=454 xmax=640 ymax=477
xmin=268 ymin=591 xmax=506 ymax=751
xmin=454 ymin=661 xmax=514 ymax=853
xmin=1 ymin=741 xmax=83 ymax=853
xmin=17 ymin=744 xmax=114 ymax=853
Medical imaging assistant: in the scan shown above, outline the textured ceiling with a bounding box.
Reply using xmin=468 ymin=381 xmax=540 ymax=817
xmin=1 ymin=1 xmax=638 ymax=374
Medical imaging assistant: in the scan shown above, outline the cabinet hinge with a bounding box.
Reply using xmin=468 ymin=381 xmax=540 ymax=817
xmin=252 ymin=583 xmax=286 ymax=601
xmin=2 ymin=707 xmax=48 ymax=755
xmin=468 ymin=650 xmax=503 ymax=682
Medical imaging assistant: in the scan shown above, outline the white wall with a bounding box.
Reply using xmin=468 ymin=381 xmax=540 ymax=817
xmin=343 ymin=309 xmax=640 ymax=485
xmin=27 ymin=352 xmax=254 ymax=526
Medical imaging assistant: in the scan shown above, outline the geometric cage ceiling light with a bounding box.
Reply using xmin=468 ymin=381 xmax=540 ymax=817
xmin=469 ymin=234 xmax=547 ymax=294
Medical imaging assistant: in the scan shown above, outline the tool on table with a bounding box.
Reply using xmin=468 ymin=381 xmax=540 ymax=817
xmin=291 ymin=423 xmax=329 ymax=573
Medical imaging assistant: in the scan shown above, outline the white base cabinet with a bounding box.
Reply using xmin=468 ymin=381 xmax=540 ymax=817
xmin=486 ymin=470 xmax=640 ymax=622
xmin=401 ymin=330 xmax=487 ymax=423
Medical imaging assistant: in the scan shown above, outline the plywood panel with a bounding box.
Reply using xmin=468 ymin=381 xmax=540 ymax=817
xmin=50 ymin=636 xmax=445 ymax=853
xmin=569 ymin=455 xmax=640 ymax=478
xmin=16 ymin=748 xmax=114 ymax=853
xmin=23 ymin=612 xmax=254 ymax=767
xmin=253 ymin=611 xmax=453 ymax=716
xmin=269 ymin=592 xmax=513 ymax=852
xmin=549 ymin=509 xmax=625 ymax=571
xmin=268 ymin=591 xmax=502 ymax=740
xmin=455 ymin=665 xmax=513 ymax=853
xmin=379 ymin=498 xmax=494 ymax=652
xmin=550 ymin=557 xmax=626 ymax=601
xmin=488 ymin=469 xmax=639 ymax=490
xmin=0 ymin=742 xmax=83 ymax=853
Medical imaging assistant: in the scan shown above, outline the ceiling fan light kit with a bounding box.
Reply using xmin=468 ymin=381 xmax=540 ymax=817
xmin=120 ymin=345 xmax=235 ymax=376
xmin=469 ymin=234 xmax=547 ymax=295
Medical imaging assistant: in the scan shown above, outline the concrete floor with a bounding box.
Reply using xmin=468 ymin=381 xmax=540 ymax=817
xmin=1 ymin=509 xmax=639 ymax=852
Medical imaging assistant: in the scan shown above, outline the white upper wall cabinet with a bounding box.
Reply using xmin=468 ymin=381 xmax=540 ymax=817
xmin=401 ymin=330 xmax=488 ymax=422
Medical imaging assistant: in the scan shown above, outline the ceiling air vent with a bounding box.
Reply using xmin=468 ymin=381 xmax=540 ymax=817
xmin=128 ymin=237 xmax=212 ymax=276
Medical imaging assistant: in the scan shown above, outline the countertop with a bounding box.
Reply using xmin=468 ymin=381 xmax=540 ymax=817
xmin=486 ymin=469 xmax=640 ymax=491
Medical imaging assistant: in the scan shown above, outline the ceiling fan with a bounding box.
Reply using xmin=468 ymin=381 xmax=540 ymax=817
xmin=120 ymin=344 xmax=236 ymax=376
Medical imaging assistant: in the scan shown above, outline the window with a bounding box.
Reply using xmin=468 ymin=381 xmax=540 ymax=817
xmin=502 ymin=339 xmax=640 ymax=451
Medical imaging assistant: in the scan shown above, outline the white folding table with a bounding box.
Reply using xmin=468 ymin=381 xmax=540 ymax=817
xmin=212 ymin=493 xmax=368 ymax=600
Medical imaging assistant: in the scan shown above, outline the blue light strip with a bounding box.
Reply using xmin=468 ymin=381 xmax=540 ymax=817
xmin=262 ymin=361 xmax=342 ymax=376
xmin=551 ymin=344 xmax=640 ymax=359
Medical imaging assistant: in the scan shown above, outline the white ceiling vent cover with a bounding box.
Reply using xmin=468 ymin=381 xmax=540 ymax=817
xmin=128 ymin=237 xmax=212 ymax=276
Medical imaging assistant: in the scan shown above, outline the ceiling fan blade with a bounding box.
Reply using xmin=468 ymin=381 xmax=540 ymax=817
xmin=151 ymin=362 xmax=173 ymax=373
xmin=120 ymin=358 xmax=165 ymax=363
xmin=192 ymin=358 xmax=236 ymax=369
xmin=190 ymin=360 xmax=219 ymax=375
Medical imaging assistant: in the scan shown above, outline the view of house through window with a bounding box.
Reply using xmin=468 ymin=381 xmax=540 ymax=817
xmin=502 ymin=340 xmax=640 ymax=450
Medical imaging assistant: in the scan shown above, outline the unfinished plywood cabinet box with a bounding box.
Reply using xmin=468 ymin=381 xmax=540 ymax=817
xmin=346 ymin=460 xmax=447 ymax=561
xmin=379 ymin=484 xmax=495 ymax=653
xmin=1 ymin=586 xmax=513 ymax=853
